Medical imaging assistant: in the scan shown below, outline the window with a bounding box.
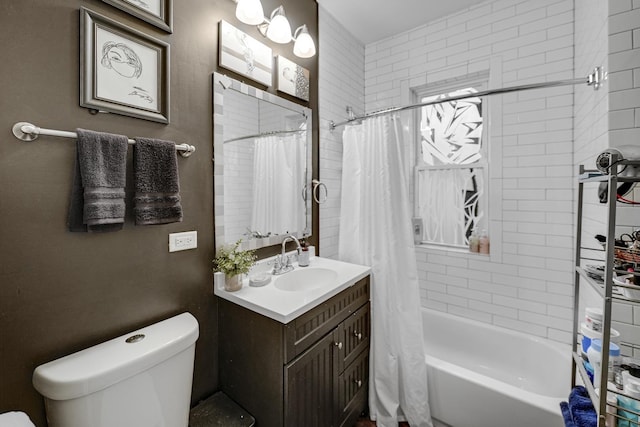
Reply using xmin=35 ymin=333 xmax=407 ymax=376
xmin=415 ymin=82 xmax=488 ymax=248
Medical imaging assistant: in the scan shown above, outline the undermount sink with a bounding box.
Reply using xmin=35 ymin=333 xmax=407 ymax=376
xmin=273 ymin=267 xmax=338 ymax=292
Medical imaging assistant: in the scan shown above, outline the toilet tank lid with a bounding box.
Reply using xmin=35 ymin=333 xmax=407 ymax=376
xmin=32 ymin=312 xmax=199 ymax=401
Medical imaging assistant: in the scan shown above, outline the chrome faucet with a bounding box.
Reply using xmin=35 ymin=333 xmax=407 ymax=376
xmin=273 ymin=235 xmax=302 ymax=275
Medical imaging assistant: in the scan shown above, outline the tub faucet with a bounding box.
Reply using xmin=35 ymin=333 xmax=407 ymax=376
xmin=273 ymin=235 xmax=302 ymax=275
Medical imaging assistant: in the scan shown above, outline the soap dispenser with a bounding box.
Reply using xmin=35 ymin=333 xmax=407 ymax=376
xmin=298 ymin=239 xmax=310 ymax=267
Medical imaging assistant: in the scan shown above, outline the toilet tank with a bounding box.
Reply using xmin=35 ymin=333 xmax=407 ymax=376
xmin=33 ymin=312 xmax=199 ymax=427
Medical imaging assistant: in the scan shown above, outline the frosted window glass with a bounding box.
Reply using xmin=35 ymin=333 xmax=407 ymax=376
xmin=420 ymin=88 xmax=483 ymax=166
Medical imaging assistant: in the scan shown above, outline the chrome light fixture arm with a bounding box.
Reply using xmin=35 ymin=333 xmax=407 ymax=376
xmin=233 ymin=0 xmax=316 ymax=58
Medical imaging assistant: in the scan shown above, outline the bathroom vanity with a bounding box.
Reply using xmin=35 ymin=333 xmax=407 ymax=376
xmin=216 ymin=257 xmax=371 ymax=427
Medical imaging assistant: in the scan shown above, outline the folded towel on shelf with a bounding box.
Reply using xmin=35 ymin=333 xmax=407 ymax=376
xmin=571 ymin=405 xmax=598 ymax=427
xmin=559 ymin=386 xmax=597 ymax=427
xmin=67 ymin=129 xmax=128 ymax=232
xmin=560 ymin=402 xmax=576 ymax=427
xmin=569 ymin=386 xmax=594 ymax=411
xmin=133 ymin=137 xmax=183 ymax=225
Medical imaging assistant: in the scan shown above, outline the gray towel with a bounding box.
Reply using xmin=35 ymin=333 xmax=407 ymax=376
xmin=133 ymin=137 xmax=183 ymax=225
xmin=67 ymin=129 xmax=128 ymax=232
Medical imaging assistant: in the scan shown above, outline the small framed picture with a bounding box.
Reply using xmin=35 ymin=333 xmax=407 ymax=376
xmin=80 ymin=7 xmax=170 ymax=124
xmin=219 ymin=20 xmax=273 ymax=87
xmin=276 ymin=56 xmax=309 ymax=102
xmin=101 ymin=0 xmax=173 ymax=33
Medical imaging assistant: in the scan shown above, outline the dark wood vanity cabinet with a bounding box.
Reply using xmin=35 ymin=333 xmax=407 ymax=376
xmin=219 ymin=276 xmax=370 ymax=427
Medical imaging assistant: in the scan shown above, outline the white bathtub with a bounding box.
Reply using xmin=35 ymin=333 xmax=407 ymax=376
xmin=422 ymin=308 xmax=571 ymax=427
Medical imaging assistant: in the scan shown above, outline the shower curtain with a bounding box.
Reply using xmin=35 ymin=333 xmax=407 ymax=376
xmin=251 ymin=134 xmax=305 ymax=236
xmin=339 ymin=115 xmax=433 ymax=427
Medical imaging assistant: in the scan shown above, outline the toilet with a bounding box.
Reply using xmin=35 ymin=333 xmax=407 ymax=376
xmin=32 ymin=312 xmax=199 ymax=427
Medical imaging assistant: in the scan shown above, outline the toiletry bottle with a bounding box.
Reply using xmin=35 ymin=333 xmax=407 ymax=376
xmin=588 ymin=338 xmax=621 ymax=389
xmin=479 ymin=229 xmax=490 ymax=254
xmin=469 ymin=229 xmax=479 ymax=253
xmin=298 ymin=240 xmax=309 ymax=267
xmin=618 ymin=373 xmax=640 ymax=427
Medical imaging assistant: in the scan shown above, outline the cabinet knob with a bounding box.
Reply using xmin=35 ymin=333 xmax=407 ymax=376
xmin=354 ymin=379 xmax=362 ymax=387
xmin=354 ymin=331 xmax=362 ymax=340
xmin=334 ymin=341 xmax=343 ymax=350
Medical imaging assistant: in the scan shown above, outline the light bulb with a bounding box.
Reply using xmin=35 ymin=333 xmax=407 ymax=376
xmin=266 ymin=6 xmax=292 ymax=44
xmin=235 ymin=0 xmax=264 ymax=26
xmin=293 ymin=25 xmax=316 ymax=58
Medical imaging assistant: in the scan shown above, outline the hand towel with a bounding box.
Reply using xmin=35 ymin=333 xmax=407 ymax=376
xmin=67 ymin=129 xmax=128 ymax=232
xmin=133 ymin=137 xmax=183 ymax=225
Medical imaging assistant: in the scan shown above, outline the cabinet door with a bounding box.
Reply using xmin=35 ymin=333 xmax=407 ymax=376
xmin=337 ymin=348 xmax=369 ymax=427
xmin=284 ymin=331 xmax=338 ymax=427
xmin=336 ymin=303 xmax=370 ymax=372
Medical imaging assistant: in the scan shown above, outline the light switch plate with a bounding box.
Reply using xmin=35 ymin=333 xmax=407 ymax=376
xmin=169 ymin=231 xmax=197 ymax=252
xmin=411 ymin=217 xmax=423 ymax=244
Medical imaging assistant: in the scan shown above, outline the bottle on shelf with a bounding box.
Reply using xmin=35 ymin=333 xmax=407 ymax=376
xmin=587 ymin=338 xmax=621 ymax=389
xmin=469 ymin=229 xmax=479 ymax=253
xmin=479 ymin=229 xmax=490 ymax=254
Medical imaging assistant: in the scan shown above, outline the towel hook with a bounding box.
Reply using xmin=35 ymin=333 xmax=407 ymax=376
xmin=312 ymin=179 xmax=327 ymax=204
xmin=302 ymin=179 xmax=328 ymax=204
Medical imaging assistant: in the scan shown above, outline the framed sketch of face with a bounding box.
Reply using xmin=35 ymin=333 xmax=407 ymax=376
xmin=101 ymin=0 xmax=173 ymax=33
xmin=80 ymin=7 xmax=170 ymax=124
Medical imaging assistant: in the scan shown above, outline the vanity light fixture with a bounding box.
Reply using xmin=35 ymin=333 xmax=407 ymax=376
xmin=262 ymin=6 xmax=291 ymax=43
xmin=292 ymin=24 xmax=316 ymax=58
xmin=235 ymin=0 xmax=264 ymax=25
xmin=233 ymin=0 xmax=316 ymax=58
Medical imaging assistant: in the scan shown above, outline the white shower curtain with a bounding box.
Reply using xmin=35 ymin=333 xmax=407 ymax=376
xmin=339 ymin=115 xmax=433 ymax=427
xmin=251 ymin=134 xmax=305 ymax=236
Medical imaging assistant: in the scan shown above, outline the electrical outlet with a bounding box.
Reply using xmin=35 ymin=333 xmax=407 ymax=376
xmin=169 ymin=231 xmax=197 ymax=252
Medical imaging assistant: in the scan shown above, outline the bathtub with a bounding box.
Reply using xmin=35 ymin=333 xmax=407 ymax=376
xmin=422 ymin=308 xmax=571 ymax=427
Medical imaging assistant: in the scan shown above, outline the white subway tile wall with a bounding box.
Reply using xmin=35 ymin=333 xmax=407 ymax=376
xmin=318 ymin=0 xmax=640 ymax=346
xmin=224 ymin=92 xmax=259 ymax=243
xmin=318 ymin=7 xmax=365 ymax=259
xmin=365 ymin=0 xmax=578 ymax=343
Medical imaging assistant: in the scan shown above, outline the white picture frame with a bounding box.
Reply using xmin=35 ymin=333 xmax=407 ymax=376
xmin=276 ymin=55 xmax=309 ymax=102
xmin=219 ymin=20 xmax=273 ymax=87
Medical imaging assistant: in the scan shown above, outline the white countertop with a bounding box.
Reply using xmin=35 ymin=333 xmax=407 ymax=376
xmin=214 ymin=256 xmax=371 ymax=324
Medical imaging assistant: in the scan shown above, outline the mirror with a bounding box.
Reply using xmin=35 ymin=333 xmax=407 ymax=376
xmin=213 ymin=72 xmax=312 ymax=250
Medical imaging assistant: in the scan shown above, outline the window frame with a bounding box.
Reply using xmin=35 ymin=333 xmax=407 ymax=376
xmin=413 ymin=74 xmax=490 ymax=250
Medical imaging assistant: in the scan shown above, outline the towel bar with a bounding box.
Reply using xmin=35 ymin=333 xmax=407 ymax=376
xmin=11 ymin=122 xmax=196 ymax=158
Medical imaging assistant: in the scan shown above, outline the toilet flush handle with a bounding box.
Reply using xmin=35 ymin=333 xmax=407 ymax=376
xmin=125 ymin=334 xmax=145 ymax=343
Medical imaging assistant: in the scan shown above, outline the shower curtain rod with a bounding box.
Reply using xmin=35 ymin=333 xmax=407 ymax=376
xmin=12 ymin=122 xmax=196 ymax=157
xmin=224 ymin=129 xmax=305 ymax=143
xmin=329 ymin=66 xmax=605 ymax=130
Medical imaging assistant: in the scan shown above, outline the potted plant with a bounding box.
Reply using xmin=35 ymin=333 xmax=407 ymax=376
xmin=213 ymin=240 xmax=257 ymax=292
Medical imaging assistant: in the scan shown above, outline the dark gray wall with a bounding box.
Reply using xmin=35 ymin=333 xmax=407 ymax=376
xmin=0 ymin=1 xmax=318 ymax=425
